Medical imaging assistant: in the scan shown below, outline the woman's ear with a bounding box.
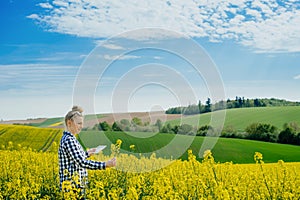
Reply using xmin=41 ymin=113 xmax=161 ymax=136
xmin=66 ymin=119 xmax=72 ymax=127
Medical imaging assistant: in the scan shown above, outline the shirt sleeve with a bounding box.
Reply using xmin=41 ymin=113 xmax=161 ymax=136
xmin=64 ymin=137 xmax=106 ymax=170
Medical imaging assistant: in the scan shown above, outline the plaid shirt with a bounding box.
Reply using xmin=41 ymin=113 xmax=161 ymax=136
xmin=58 ymin=131 xmax=106 ymax=189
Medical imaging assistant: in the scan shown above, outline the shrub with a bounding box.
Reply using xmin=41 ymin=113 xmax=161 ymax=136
xmin=245 ymin=123 xmax=278 ymax=142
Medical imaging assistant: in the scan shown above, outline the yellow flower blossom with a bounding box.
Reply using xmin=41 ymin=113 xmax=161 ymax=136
xmin=0 ymin=143 xmax=300 ymax=199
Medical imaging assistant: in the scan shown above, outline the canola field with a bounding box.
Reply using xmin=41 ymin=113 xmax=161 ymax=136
xmin=0 ymin=125 xmax=61 ymax=152
xmin=0 ymin=142 xmax=299 ymax=199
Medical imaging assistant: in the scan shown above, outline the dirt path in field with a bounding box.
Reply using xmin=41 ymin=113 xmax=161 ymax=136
xmin=83 ymin=111 xmax=182 ymax=128
xmin=100 ymin=111 xmax=182 ymax=124
xmin=1 ymin=111 xmax=183 ymax=129
xmin=0 ymin=118 xmax=47 ymax=125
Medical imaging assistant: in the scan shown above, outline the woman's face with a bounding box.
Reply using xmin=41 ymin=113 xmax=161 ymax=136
xmin=67 ymin=116 xmax=83 ymax=135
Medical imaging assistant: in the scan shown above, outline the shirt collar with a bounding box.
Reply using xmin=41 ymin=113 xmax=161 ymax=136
xmin=63 ymin=130 xmax=74 ymax=138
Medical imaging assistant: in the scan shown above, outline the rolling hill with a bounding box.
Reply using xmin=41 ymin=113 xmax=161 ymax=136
xmin=1 ymin=123 xmax=300 ymax=163
xmin=3 ymin=107 xmax=299 ymax=132
xmin=78 ymin=130 xmax=300 ymax=163
xmin=168 ymin=106 xmax=300 ymax=131
xmin=0 ymin=124 xmax=61 ymax=151
xmin=1 ymin=106 xmax=300 ymax=163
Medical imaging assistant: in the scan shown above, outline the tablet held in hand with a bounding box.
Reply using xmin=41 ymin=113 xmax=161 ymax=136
xmin=95 ymin=145 xmax=107 ymax=153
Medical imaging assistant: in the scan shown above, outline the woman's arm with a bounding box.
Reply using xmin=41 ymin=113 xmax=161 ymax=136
xmin=64 ymin=137 xmax=106 ymax=170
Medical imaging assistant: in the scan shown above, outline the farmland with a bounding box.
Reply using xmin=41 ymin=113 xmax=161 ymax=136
xmin=79 ymin=130 xmax=300 ymax=163
xmin=0 ymin=124 xmax=61 ymax=152
xmin=168 ymin=106 xmax=300 ymax=131
xmin=0 ymin=145 xmax=299 ymax=199
xmin=1 ymin=124 xmax=300 ymax=163
xmin=1 ymin=105 xmax=300 ymax=199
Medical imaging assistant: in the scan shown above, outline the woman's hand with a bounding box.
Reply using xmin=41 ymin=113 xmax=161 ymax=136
xmin=87 ymin=148 xmax=97 ymax=156
xmin=106 ymin=157 xmax=117 ymax=168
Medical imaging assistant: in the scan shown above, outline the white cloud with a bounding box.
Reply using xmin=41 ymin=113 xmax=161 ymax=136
xmin=31 ymin=0 xmax=300 ymax=53
xmin=26 ymin=14 xmax=40 ymax=20
xmin=38 ymin=2 xmax=53 ymax=9
xmin=103 ymin=54 xmax=140 ymax=60
xmin=294 ymin=74 xmax=300 ymax=79
xmin=101 ymin=43 xmax=125 ymax=50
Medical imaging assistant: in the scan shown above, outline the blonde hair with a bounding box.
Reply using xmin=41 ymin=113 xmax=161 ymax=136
xmin=64 ymin=106 xmax=84 ymax=125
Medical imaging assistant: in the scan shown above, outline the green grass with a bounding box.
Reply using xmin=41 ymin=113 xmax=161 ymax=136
xmin=168 ymin=106 xmax=300 ymax=131
xmin=2 ymin=106 xmax=300 ymax=163
xmin=79 ymin=130 xmax=300 ymax=164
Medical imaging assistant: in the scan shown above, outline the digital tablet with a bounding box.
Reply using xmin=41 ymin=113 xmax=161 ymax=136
xmin=95 ymin=145 xmax=107 ymax=153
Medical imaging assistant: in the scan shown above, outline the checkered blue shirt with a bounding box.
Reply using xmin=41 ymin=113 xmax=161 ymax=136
xmin=58 ymin=131 xmax=106 ymax=188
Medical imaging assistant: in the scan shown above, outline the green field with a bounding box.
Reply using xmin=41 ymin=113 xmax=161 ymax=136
xmin=79 ymin=130 xmax=300 ymax=164
xmin=168 ymin=106 xmax=300 ymax=131
xmin=1 ymin=106 xmax=300 ymax=163
xmin=1 ymin=124 xmax=300 ymax=164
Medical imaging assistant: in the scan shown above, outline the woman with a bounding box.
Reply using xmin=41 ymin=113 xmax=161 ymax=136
xmin=58 ymin=106 xmax=116 ymax=196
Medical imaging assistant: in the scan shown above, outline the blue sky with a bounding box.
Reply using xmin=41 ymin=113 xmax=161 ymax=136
xmin=1 ymin=0 xmax=300 ymax=120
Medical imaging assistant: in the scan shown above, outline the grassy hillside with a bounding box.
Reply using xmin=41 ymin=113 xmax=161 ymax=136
xmin=0 ymin=124 xmax=62 ymax=151
xmin=25 ymin=106 xmax=300 ymax=131
xmin=2 ymin=105 xmax=300 ymax=164
xmin=167 ymin=106 xmax=300 ymax=131
xmin=79 ymin=130 xmax=300 ymax=163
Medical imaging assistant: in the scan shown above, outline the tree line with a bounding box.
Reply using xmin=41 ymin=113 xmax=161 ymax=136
xmin=165 ymin=97 xmax=300 ymax=115
xmin=91 ymin=118 xmax=300 ymax=146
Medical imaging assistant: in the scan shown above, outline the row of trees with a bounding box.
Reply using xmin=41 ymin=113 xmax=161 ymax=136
xmin=165 ymin=97 xmax=300 ymax=115
xmin=93 ymin=117 xmax=300 ymax=146
xmin=93 ymin=117 xmax=159 ymax=133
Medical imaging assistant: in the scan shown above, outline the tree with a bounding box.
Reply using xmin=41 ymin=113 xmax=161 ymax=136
xmin=131 ymin=117 xmax=143 ymax=126
xmin=112 ymin=122 xmax=122 ymax=131
xmin=198 ymin=100 xmax=202 ymax=113
xmin=155 ymin=119 xmax=163 ymax=132
xmin=204 ymin=98 xmax=211 ymax=113
xmin=98 ymin=121 xmax=111 ymax=131
xmin=183 ymin=104 xmax=200 ymax=115
xmin=120 ymin=119 xmax=130 ymax=126
xmin=177 ymin=124 xmax=193 ymax=135
xmin=278 ymin=122 xmax=300 ymax=145
xmin=278 ymin=127 xmax=295 ymax=144
xmin=245 ymin=123 xmax=278 ymax=142
xmin=161 ymin=123 xmax=172 ymax=133
xmin=254 ymin=99 xmax=260 ymax=107
xmin=197 ymin=125 xmax=213 ymax=136
xmin=171 ymin=125 xmax=179 ymax=134
xmin=214 ymin=100 xmax=226 ymax=111
xmin=283 ymin=122 xmax=300 ymax=133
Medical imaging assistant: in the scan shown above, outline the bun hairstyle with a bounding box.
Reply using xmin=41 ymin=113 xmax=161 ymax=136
xmin=71 ymin=105 xmax=83 ymax=113
xmin=65 ymin=105 xmax=84 ymax=125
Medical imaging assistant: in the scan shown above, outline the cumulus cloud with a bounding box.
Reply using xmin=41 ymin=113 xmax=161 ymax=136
xmin=30 ymin=0 xmax=300 ymax=53
xmin=26 ymin=14 xmax=40 ymax=20
xmin=38 ymin=3 xmax=53 ymax=9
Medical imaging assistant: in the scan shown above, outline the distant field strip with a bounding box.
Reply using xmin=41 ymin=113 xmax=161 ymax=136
xmin=31 ymin=117 xmax=64 ymax=127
